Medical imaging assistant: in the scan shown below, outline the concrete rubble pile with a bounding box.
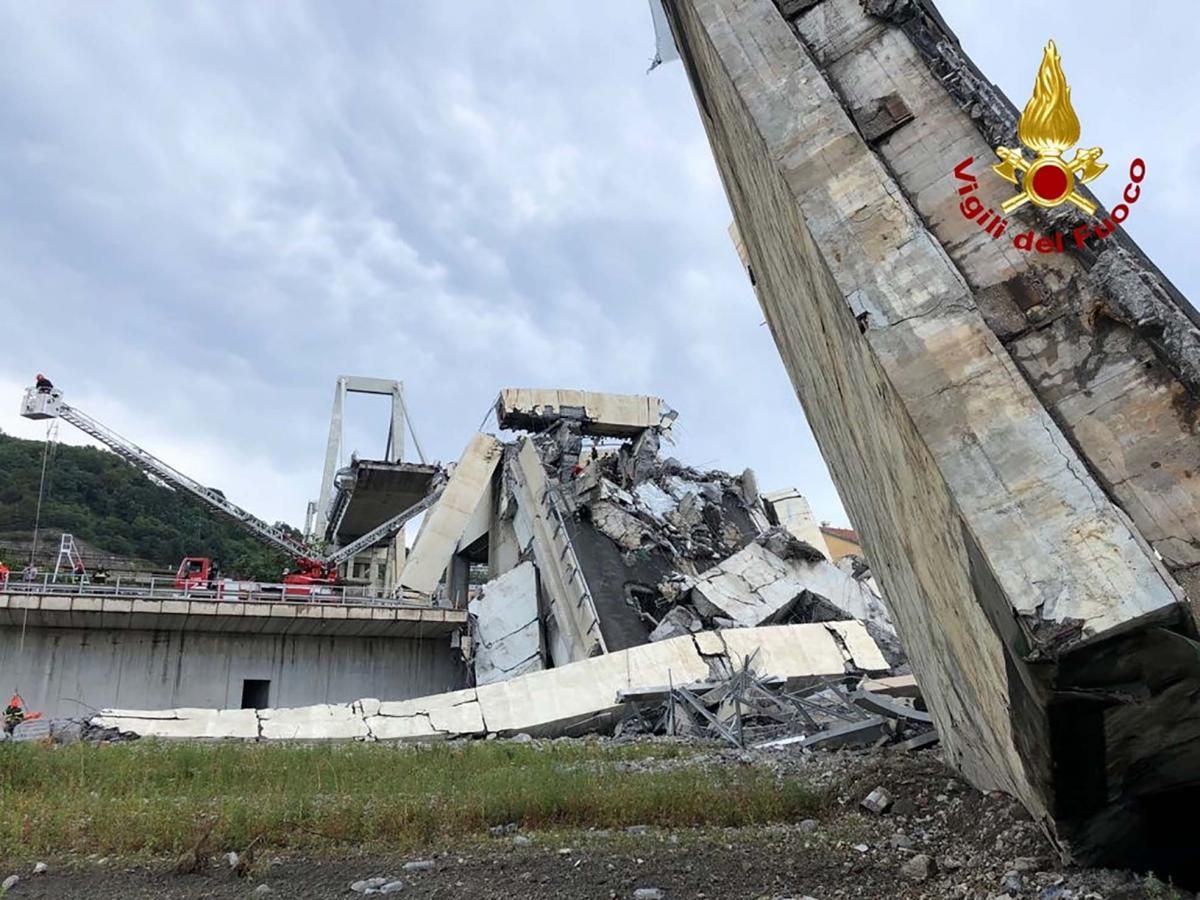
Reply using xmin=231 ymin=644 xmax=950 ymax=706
xmin=615 ymin=658 xmax=935 ymax=752
xmin=465 ymin=388 xmax=905 ymax=679
xmin=88 ymin=388 xmax=911 ymax=745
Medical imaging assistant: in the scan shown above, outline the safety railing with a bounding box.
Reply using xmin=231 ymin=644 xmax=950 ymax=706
xmin=0 ymin=572 xmax=446 ymax=610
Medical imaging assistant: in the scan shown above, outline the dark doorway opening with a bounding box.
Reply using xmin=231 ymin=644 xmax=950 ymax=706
xmin=241 ymin=679 xmax=270 ymax=710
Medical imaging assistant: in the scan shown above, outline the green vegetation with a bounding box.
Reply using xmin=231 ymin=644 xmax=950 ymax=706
xmin=0 ymin=740 xmax=829 ymax=858
xmin=0 ymin=433 xmax=291 ymax=580
xmin=1144 ymin=875 xmax=1187 ymax=899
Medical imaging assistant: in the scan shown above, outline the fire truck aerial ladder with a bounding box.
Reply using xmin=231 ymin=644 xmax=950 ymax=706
xmin=20 ymin=382 xmax=442 ymax=588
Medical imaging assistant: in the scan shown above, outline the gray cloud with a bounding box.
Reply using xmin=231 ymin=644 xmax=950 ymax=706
xmin=0 ymin=1 xmax=1193 ymax=541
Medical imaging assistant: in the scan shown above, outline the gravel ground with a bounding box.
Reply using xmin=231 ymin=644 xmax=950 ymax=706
xmin=1 ymin=745 xmax=1189 ymax=900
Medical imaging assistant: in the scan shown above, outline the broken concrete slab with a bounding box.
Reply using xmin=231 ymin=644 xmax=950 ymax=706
xmin=620 ymin=428 xmax=664 ymax=485
xmin=90 ymin=623 xmax=888 ymax=742
xmin=370 ymin=688 xmax=485 ymax=740
xmin=474 ymin=628 xmax=722 ymax=737
xmin=794 ymin=716 xmax=890 ymax=750
xmin=400 ymin=433 xmax=503 ymax=597
xmin=589 ymin=500 xmax=652 ymax=551
xmin=633 ymin=482 xmax=677 ymax=519
xmin=763 ymin=488 xmax=829 ymax=558
xmin=469 ymin=562 xmax=543 ymax=686
xmin=724 ymin=620 xmax=888 ymax=673
xmin=352 ymin=698 xmax=382 ymax=717
xmin=861 ymin=674 xmax=921 ymax=699
xmin=551 ymin=436 xmax=773 ymax=651
xmin=480 ymin=620 xmax=885 ymax=733
xmin=615 ymin=679 xmax=746 ymax=704
xmin=688 ymin=542 xmax=805 ymax=626
xmin=457 ymin=466 xmax=494 ymax=554
xmin=496 ymin=389 xmax=676 ymax=438
xmin=648 ymin=605 xmax=702 ymax=642
xmin=850 ymin=690 xmax=933 ymax=725
xmin=91 ymin=707 xmax=259 ymax=740
xmin=324 ymin=459 xmax=441 ymax=544
xmin=259 ymin=704 xmax=369 ymax=741
xmin=685 ymin=535 xmax=895 ymax=638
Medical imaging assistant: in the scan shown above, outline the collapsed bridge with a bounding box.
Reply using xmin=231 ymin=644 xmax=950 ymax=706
xmin=11 ymin=0 xmax=1200 ymax=881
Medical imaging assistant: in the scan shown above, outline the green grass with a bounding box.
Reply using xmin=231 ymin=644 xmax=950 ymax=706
xmin=0 ymin=740 xmax=830 ymax=859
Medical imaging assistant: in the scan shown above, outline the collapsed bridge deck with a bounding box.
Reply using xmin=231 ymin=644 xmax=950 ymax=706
xmin=325 ymin=460 xmax=440 ymax=544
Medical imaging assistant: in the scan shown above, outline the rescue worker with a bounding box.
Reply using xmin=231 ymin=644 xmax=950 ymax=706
xmin=73 ymin=560 xmax=86 ymax=583
xmin=93 ymin=567 xmax=109 ymax=584
xmin=35 ymin=373 xmax=53 ymax=393
xmin=22 ymin=563 xmax=37 ymax=583
xmin=0 ymin=561 xmax=8 ymax=587
xmin=3 ymin=695 xmax=24 ymax=736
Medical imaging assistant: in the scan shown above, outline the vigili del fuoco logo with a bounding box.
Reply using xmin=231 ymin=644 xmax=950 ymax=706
xmin=952 ymin=40 xmax=1145 ymax=254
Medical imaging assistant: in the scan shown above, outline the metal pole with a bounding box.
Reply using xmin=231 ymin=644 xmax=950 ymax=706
xmin=314 ymin=377 xmax=346 ymax=538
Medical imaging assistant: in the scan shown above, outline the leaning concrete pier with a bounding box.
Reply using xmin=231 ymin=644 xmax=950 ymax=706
xmin=663 ymin=0 xmax=1200 ymax=874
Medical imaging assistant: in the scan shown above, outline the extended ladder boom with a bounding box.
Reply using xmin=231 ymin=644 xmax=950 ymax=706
xmin=21 ymin=386 xmax=322 ymax=563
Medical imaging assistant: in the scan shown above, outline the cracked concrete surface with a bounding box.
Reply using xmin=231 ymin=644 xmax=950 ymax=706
xmin=468 ymin=562 xmax=543 ymax=686
xmin=91 ymin=622 xmax=888 ymax=741
xmin=668 ymin=0 xmax=1200 ymax=865
xmin=685 ymin=537 xmax=895 ymax=635
xmin=496 ymin=389 xmax=677 ymax=438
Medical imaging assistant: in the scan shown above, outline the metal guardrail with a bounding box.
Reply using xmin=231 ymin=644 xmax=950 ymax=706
xmin=0 ymin=573 xmax=445 ymax=610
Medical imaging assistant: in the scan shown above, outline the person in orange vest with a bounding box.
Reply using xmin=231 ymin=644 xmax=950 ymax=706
xmin=0 ymin=562 xmax=8 ymax=587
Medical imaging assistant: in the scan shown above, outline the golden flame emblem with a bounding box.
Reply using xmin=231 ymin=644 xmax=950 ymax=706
xmin=993 ymin=41 xmax=1106 ymax=215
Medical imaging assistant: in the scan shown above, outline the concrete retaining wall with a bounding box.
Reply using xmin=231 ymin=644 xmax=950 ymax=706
xmin=1 ymin=626 xmax=466 ymax=719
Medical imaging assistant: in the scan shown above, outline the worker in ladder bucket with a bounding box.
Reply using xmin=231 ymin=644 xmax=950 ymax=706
xmin=34 ymin=373 xmax=53 ymax=393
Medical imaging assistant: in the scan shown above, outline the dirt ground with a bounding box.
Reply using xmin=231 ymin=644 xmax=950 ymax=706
xmin=2 ymin=747 xmax=1186 ymax=900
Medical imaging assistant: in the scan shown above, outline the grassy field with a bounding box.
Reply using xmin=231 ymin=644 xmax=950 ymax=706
xmin=0 ymin=740 xmax=830 ymax=859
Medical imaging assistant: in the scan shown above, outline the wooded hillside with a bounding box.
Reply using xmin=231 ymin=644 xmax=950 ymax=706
xmin=0 ymin=433 xmax=291 ymax=580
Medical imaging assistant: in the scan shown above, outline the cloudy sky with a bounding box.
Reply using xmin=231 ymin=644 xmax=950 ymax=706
xmin=0 ymin=2 xmax=1195 ymax=535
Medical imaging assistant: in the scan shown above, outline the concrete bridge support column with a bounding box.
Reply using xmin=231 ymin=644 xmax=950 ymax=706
xmin=664 ymin=0 xmax=1200 ymax=871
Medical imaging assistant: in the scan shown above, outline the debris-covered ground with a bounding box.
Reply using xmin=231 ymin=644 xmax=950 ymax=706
xmin=1 ymin=741 xmax=1187 ymax=900
xmin=613 ymin=667 xmax=934 ymax=751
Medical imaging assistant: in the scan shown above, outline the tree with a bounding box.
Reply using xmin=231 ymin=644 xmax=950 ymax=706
xmin=0 ymin=434 xmax=292 ymax=578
